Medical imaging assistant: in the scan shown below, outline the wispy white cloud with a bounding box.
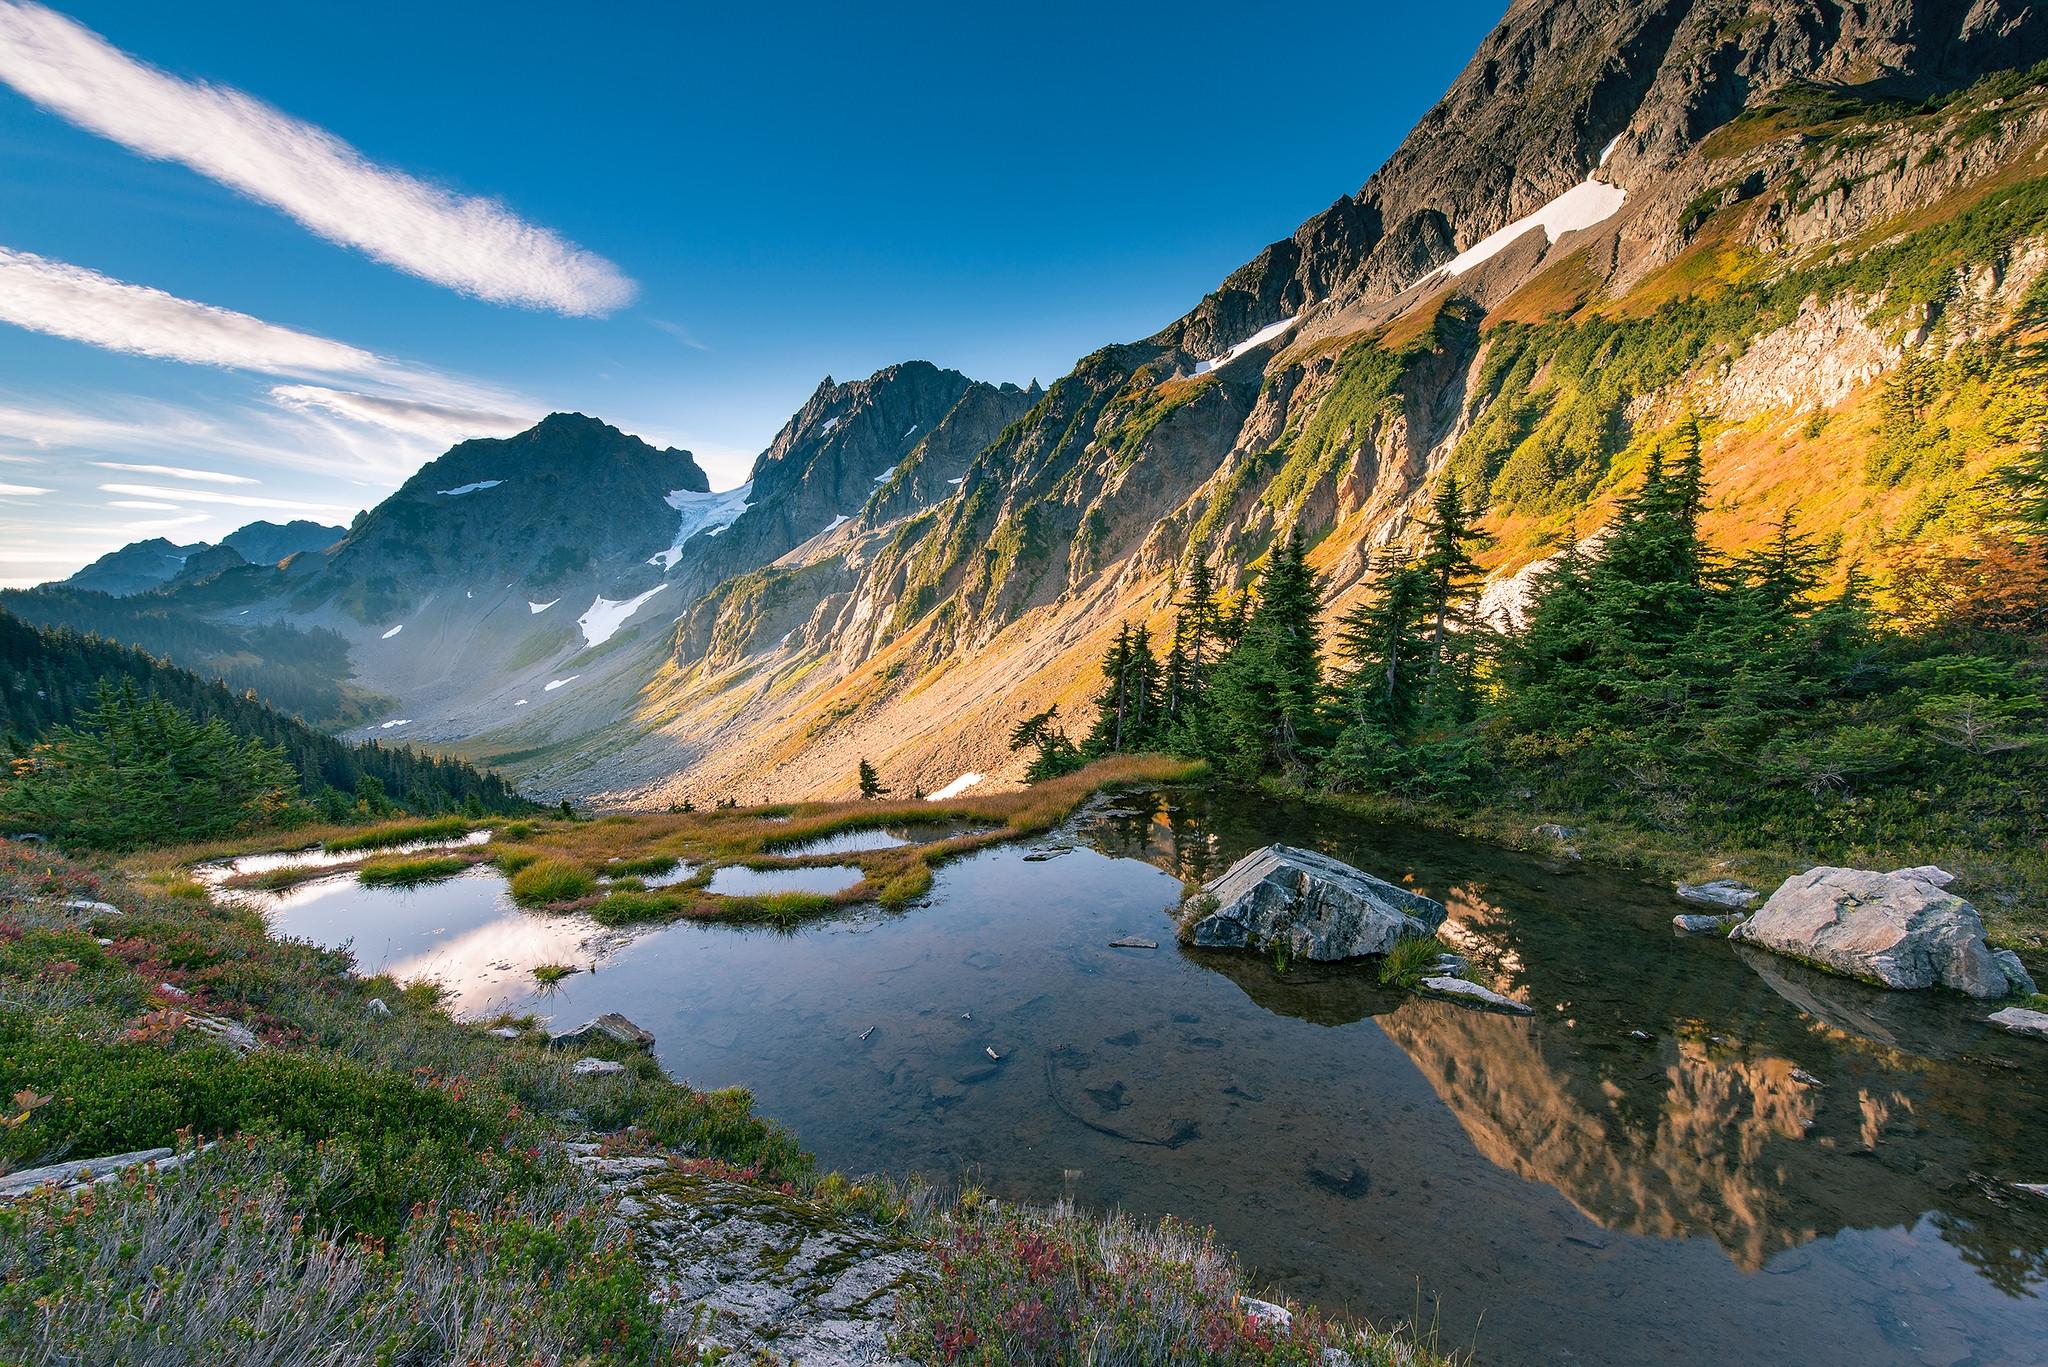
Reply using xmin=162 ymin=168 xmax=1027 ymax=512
xmin=98 ymin=480 xmax=352 ymax=516
xmin=0 ymin=245 xmax=382 ymax=374
xmin=0 ymin=2 xmax=635 ymax=316
xmin=94 ymin=460 xmax=258 ymax=485
xmin=107 ymin=498 xmax=180 ymax=509
xmin=0 ymin=480 xmax=51 ymax=495
xmin=269 ymin=385 xmax=529 ymax=443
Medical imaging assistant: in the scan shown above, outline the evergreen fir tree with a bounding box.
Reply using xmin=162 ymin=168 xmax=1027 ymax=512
xmin=857 ymin=758 xmax=886 ymax=799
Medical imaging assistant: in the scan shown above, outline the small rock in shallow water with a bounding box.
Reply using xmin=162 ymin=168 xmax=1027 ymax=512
xmin=1108 ymin=936 xmax=1159 ymax=950
xmin=571 ymin=1057 xmax=626 ymax=1075
xmin=1421 ymin=976 xmax=1534 ymax=1015
xmin=2016 ymin=1183 xmax=2048 ymax=1198
xmin=1673 ymin=912 xmax=1744 ymax=933
xmin=1730 ymin=866 xmax=2010 ymax=997
xmin=1628 ymin=1030 xmax=1653 ymax=1041
xmin=1988 ymin=1007 xmax=2048 ymax=1041
xmin=1183 ymin=845 xmax=1445 ymax=961
xmin=1676 ymin=879 xmax=1759 ymax=909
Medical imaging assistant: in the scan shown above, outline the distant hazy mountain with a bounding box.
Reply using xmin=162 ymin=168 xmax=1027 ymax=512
xmin=60 ymin=518 xmax=345 ymax=597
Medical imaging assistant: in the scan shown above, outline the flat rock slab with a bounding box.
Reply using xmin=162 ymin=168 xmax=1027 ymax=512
xmin=1989 ymin=1007 xmax=2048 ymax=1040
xmin=576 ymin=1157 xmax=925 ymax=1365
xmin=1730 ymin=866 xmax=2010 ymax=998
xmin=1677 ymin=879 xmax=1758 ymax=909
xmin=1421 ymin=976 xmax=1535 ymax=1015
xmin=1108 ymin=936 xmax=1159 ymax=950
xmin=1183 ymin=844 xmax=1445 ymax=962
xmin=1674 ymin=912 xmax=1744 ymax=933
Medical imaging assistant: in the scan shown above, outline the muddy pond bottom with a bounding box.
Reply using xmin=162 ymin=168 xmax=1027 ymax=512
xmin=245 ymin=789 xmax=2048 ymax=1367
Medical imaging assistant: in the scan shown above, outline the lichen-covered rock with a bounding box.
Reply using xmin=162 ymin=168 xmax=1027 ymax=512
xmin=1992 ymin=949 xmax=2038 ymax=998
xmin=574 ymin=1155 xmax=925 ymax=1364
xmin=1729 ymin=867 xmax=2010 ymax=998
xmin=1180 ymin=844 xmax=1445 ymax=962
xmin=571 ymin=1057 xmax=626 ymax=1075
xmin=551 ymin=1011 xmax=656 ymax=1051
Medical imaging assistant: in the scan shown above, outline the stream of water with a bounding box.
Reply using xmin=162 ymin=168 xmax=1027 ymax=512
xmin=223 ymin=788 xmax=2048 ymax=1366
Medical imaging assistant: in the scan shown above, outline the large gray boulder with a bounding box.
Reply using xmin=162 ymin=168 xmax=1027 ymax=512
xmin=1728 ymin=866 xmax=2010 ymax=998
xmin=1180 ymin=844 xmax=1445 ymax=962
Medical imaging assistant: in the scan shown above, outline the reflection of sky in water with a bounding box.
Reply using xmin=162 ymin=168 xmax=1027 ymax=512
xmin=246 ymin=791 xmax=2048 ymax=1367
xmin=257 ymin=867 xmax=616 ymax=1017
xmin=770 ymin=823 xmax=995 ymax=858
xmin=706 ymin=864 xmax=863 ymax=895
xmin=198 ymin=830 xmax=491 ymax=885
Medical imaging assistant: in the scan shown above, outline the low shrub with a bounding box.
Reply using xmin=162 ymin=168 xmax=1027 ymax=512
xmin=509 ymin=858 xmax=595 ymax=906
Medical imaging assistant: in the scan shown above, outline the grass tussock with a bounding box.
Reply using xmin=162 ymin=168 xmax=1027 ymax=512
xmin=509 ymin=857 xmax=596 ymax=906
xmin=357 ymin=855 xmax=471 ymax=886
xmin=531 ymin=962 xmax=578 ymax=987
xmin=1378 ymin=935 xmax=1446 ymax=989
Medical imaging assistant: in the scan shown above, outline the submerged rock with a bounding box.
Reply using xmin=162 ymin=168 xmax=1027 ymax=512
xmin=1989 ymin=1007 xmax=2048 ymax=1041
xmin=1180 ymin=845 xmax=1445 ymax=962
xmin=551 ymin=1011 xmax=656 ymax=1051
xmin=1728 ymin=867 xmax=2011 ymax=998
xmin=1420 ymin=976 xmax=1535 ymax=1015
xmin=1677 ymin=879 xmax=1759 ymax=910
xmin=1674 ymin=912 xmax=1745 ymax=933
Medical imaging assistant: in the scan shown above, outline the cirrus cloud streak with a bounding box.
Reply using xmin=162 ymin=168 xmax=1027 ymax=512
xmin=0 ymin=2 xmax=635 ymax=316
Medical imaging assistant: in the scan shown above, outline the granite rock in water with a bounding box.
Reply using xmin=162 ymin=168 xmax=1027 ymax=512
xmin=1421 ymin=976 xmax=1536 ymax=1015
xmin=1989 ymin=1007 xmax=2048 ymax=1041
xmin=1728 ymin=866 xmax=2009 ymax=997
xmin=1674 ymin=912 xmax=1745 ymax=933
xmin=1676 ymin=880 xmax=1759 ymax=910
xmin=1181 ymin=845 xmax=1445 ymax=962
xmin=1991 ymin=949 xmax=2037 ymax=998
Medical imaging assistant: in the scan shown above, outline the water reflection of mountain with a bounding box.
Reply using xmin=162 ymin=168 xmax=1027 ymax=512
xmin=1076 ymin=788 xmax=2048 ymax=1295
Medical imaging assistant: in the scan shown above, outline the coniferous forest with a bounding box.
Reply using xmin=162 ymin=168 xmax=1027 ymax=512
xmin=1029 ymin=423 xmax=2048 ymax=885
xmin=0 ymin=611 xmax=530 ymax=830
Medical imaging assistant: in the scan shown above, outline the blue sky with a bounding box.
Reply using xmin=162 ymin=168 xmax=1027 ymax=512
xmin=0 ymin=0 xmax=1502 ymax=586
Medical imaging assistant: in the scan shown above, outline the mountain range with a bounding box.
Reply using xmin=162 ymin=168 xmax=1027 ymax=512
xmin=29 ymin=0 xmax=2048 ymax=804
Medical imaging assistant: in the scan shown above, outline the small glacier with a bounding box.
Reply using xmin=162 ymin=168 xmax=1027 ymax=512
xmin=529 ymin=598 xmax=559 ymax=614
xmin=437 ymin=479 xmax=504 ymax=496
xmin=1190 ymin=316 xmax=1298 ymax=376
xmin=653 ymin=482 xmax=753 ymax=569
xmin=543 ymin=676 xmax=580 ymax=692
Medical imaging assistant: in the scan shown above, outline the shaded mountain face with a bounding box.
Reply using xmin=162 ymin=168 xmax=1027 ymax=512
xmin=303 ymin=412 xmax=711 ymax=622
xmin=220 ymin=520 xmax=344 ymax=567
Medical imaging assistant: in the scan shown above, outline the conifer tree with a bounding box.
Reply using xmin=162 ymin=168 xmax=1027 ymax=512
xmin=857 ymin=758 xmax=886 ymax=799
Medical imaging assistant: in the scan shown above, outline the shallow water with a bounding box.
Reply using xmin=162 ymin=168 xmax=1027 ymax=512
xmin=706 ymin=864 xmax=864 ymax=895
xmin=246 ymin=788 xmax=2048 ymax=1366
xmin=770 ymin=821 xmax=994 ymax=858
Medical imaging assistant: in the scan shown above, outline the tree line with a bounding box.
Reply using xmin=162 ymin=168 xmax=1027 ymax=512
xmin=1 ymin=611 xmax=531 ymax=836
xmin=1018 ymin=421 xmax=2048 ymax=856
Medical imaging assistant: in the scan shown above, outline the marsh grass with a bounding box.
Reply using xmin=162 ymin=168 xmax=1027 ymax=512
xmin=323 ymin=816 xmax=474 ymax=853
xmin=509 ymin=858 xmax=596 ymax=906
xmin=358 ymin=855 xmax=471 ymax=886
xmin=531 ymin=962 xmax=579 ymax=987
xmin=1378 ymin=935 xmax=1446 ymax=988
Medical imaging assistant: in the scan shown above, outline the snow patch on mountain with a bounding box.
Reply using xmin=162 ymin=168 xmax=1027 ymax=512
xmin=381 ymin=624 xmax=403 ymax=639
xmin=824 ymin=514 xmax=849 ymax=532
xmin=529 ymin=599 xmax=559 ymax=614
xmin=654 ymin=482 xmax=753 ymax=569
xmin=1437 ymin=176 xmax=1627 ymax=279
xmin=543 ymin=676 xmax=580 ymax=692
xmin=438 ymin=480 xmax=504 ymax=496
xmin=577 ymin=585 xmax=670 ymax=647
xmin=927 ymin=772 xmax=984 ymax=800
xmin=378 ymin=719 xmax=411 ymax=729
xmin=1191 ymin=316 xmax=1299 ymax=376
xmin=873 ymin=465 xmax=896 ymax=483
